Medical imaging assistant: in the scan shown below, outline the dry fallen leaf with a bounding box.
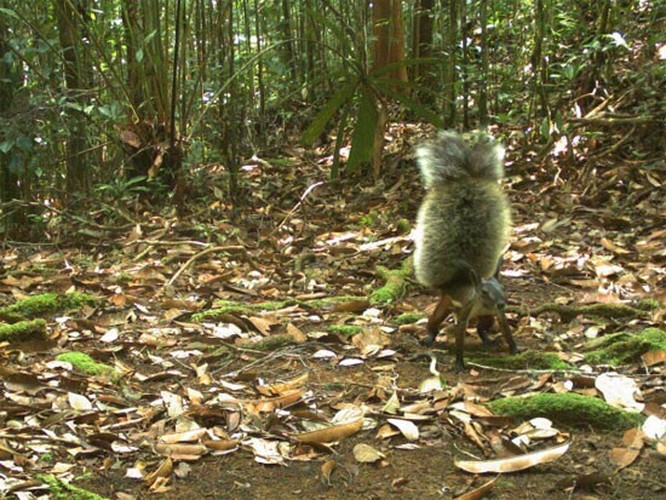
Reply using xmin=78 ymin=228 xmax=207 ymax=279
xmin=159 ymin=429 xmax=208 ymax=444
xmin=353 ymin=443 xmax=385 ymax=463
xmin=608 ymin=429 xmax=645 ymax=471
xmin=68 ymin=392 xmax=93 ymax=411
xmin=250 ymin=388 xmax=304 ymax=413
xmin=642 ymin=350 xmax=666 ymax=366
xmin=144 ymin=457 xmax=173 ymax=487
xmin=153 ymin=443 xmax=208 ymax=459
xmin=595 ymin=372 xmax=644 ymax=412
xmin=609 ymin=446 xmax=641 ymax=469
xmin=455 ymin=442 xmax=570 ymax=474
xmin=386 ymin=418 xmax=419 ymax=441
xmin=287 ymin=323 xmax=308 ymax=343
xmin=295 ymin=418 xmax=364 ymax=445
xmin=321 ymin=459 xmax=336 ymax=484
xmin=455 ymin=475 xmax=499 ymax=500
xmin=203 ymin=439 xmax=239 ymax=452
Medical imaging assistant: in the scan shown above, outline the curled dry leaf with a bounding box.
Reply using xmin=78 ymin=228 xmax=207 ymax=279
xmin=321 ymin=460 xmax=336 ymax=484
xmin=257 ymin=373 xmax=309 ymax=396
xmin=455 ymin=475 xmax=499 ymax=500
xmin=159 ymin=429 xmax=208 ymax=444
xmin=353 ymin=443 xmax=385 ymax=463
xmin=296 ymin=418 xmax=364 ymax=445
xmin=386 ymin=418 xmax=419 ymax=441
xmin=610 ymin=427 xmax=644 ymax=469
xmin=251 ymin=388 xmax=304 ymax=413
xmin=455 ymin=442 xmax=570 ymax=474
xmin=203 ymin=439 xmax=239 ymax=452
xmin=331 ymin=299 xmax=370 ymax=313
xmin=642 ymin=349 xmax=666 ymax=366
xmin=144 ymin=457 xmax=173 ymax=487
xmin=153 ymin=443 xmax=208 ymax=458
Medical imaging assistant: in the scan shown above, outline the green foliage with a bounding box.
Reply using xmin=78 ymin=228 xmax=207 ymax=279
xmin=95 ymin=176 xmax=151 ymax=204
xmin=0 ymin=0 xmax=661 ymax=215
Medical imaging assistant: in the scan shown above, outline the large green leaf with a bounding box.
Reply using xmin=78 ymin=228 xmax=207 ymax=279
xmin=301 ymin=81 xmax=356 ymax=146
xmin=345 ymin=90 xmax=377 ymax=174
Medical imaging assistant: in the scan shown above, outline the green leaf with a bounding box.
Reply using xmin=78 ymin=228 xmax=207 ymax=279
xmin=346 ymin=90 xmax=377 ymax=174
xmin=0 ymin=7 xmax=19 ymax=19
xmin=301 ymin=81 xmax=356 ymax=145
xmin=0 ymin=140 xmax=14 ymax=154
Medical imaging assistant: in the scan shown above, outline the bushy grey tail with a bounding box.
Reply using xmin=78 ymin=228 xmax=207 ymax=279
xmin=416 ymin=130 xmax=505 ymax=188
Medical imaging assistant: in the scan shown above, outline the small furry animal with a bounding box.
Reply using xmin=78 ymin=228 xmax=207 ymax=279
xmin=413 ymin=130 xmax=518 ymax=371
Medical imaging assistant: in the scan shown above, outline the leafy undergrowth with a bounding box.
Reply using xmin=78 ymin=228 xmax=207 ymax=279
xmin=1 ymin=125 xmax=665 ymax=499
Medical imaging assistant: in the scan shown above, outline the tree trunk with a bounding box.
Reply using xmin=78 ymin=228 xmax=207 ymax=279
xmin=53 ymin=0 xmax=90 ymax=200
xmin=372 ymin=0 xmax=408 ymax=84
xmin=411 ymin=0 xmax=434 ymax=90
xmin=281 ymin=0 xmax=297 ymax=81
xmin=478 ymin=0 xmax=489 ymax=125
xmin=443 ymin=0 xmax=459 ymax=128
xmin=460 ymin=0 xmax=469 ymax=129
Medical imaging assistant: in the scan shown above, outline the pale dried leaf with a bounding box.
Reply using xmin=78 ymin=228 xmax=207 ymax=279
xmin=387 ymin=418 xmax=419 ymax=441
xmin=68 ymin=392 xmax=93 ymax=411
xmin=455 ymin=442 xmax=570 ymax=474
xmin=595 ymin=372 xmax=644 ymax=412
xmin=455 ymin=475 xmax=499 ymax=500
xmin=353 ymin=443 xmax=385 ymax=463
xmin=144 ymin=457 xmax=173 ymax=486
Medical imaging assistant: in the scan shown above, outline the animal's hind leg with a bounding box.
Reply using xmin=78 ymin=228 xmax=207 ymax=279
xmin=422 ymin=293 xmax=453 ymax=346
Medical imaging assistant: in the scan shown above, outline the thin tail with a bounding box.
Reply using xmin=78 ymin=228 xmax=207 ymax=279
xmin=416 ymin=130 xmax=505 ymax=188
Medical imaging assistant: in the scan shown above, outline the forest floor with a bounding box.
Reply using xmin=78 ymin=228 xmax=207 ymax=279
xmin=0 ymin=123 xmax=664 ymax=499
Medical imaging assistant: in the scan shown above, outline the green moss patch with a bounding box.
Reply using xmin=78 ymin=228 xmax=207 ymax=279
xmin=487 ymin=393 xmax=644 ymax=431
xmin=471 ymin=350 xmax=573 ymax=370
xmin=584 ymin=328 xmax=666 ymax=366
xmin=329 ymin=324 xmax=363 ymax=338
xmin=55 ymin=351 xmax=115 ymax=378
xmin=370 ymin=259 xmax=413 ymax=306
xmin=37 ymin=474 xmax=108 ymax=500
xmin=393 ymin=312 xmax=426 ymax=325
xmin=395 ymin=218 xmax=411 ymax=234
xmin=0 ymin=319 xmax=48 ymax=341
xmin=0 ymin=292 xmax=97 ymax=322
